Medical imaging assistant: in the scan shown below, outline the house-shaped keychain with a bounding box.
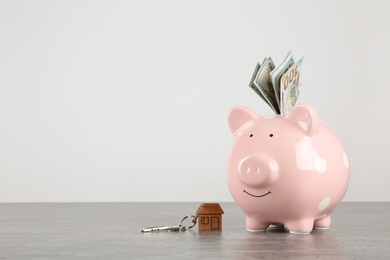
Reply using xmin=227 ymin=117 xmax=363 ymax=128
xmin=196 ymin=203 xmax=224 ymax=231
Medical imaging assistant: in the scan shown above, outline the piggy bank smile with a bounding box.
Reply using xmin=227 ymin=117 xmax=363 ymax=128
xmin=243 ymin=190 xmax=271 ymax=198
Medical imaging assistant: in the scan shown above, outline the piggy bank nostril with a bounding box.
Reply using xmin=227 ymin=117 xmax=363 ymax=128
xmin=244 ymin=166 xmax=261 ymax=174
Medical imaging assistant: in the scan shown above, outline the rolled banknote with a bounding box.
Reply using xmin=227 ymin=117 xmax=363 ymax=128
xmin=280 ymin=56 xmax=304 ymax=114
xmin=248 ymin=62 xmax=270 ymax=105
xmin=248 ymin=59 xmax=278 ymax=113
xmin=252 ymin=57 xmax=280 ymax=114
xmin=270 ymin=51 xmax=294 ymax=109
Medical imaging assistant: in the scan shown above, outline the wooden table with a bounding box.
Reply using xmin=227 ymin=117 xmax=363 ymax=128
xmin=0 ymin=202 xmax=389 ymax=259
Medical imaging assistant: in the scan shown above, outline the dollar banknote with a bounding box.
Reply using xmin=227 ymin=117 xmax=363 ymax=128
xmin=280 ymin=56 xmax=304 ymax=114
xmin=248 ymin=61 xmax=271 ymax=106
xmin=248 ymin=58 xmax=277 ymax=112
xmin=251 ymin=57 xmax=280 ymax=114
xmin=269 ymin=51 xmax=294 ymax=108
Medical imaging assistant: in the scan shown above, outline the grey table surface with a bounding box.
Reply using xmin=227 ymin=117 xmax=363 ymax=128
xmin=0 ymin=202 xmax=389 ymax=259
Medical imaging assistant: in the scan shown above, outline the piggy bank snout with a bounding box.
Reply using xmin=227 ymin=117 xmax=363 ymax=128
xmin=237 ymin=155 xmax=279 ymax=187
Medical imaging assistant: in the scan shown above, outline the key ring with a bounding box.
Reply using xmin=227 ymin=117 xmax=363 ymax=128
xmin=179 ymin=215 xmax=197 ymax=230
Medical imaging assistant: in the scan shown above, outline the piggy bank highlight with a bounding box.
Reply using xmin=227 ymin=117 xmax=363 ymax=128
xmin=227 ymin=104 xmax=350 ymax=234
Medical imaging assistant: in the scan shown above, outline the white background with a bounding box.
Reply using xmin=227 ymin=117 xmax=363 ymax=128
xmin=1 ymin=0 xmax=389 ymax=202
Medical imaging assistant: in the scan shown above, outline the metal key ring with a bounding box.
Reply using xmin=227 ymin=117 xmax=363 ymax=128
xmin=179 ymin=215 xmax=197 ymax=230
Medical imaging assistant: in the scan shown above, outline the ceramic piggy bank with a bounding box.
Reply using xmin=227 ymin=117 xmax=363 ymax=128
xmin=227 ymin=104 xmax=350 ymax=234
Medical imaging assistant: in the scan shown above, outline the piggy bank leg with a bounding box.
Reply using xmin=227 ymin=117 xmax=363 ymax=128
xmin=285 ymin=219 xmax=314 ymax=234
xmin=246 ymin=216 xmax=269 ymax=232
xmin=314 ymin=215 xmax=331 ymax=230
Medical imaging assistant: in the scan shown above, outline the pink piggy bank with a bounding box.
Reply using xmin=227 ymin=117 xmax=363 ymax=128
xmin=227 ymin=104 xmax=350 ymax=234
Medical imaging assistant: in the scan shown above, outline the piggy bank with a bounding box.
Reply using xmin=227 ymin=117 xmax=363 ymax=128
xmin=227 ymin=104 xmax=350 ymax=234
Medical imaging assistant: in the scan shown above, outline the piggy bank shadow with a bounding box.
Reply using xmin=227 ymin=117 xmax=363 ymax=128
xmin=233 ymin=228 xmax=347 ymax=259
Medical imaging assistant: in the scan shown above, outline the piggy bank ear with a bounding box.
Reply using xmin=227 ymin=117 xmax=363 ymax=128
xmin=287 ymin=104 xmax=319 ymax=137
xmin=228 ymin=106 xmax=259 ymax=136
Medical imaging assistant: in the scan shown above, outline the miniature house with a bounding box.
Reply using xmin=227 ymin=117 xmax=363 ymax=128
xmin=197 ymin=203 xmax=224 ymax=231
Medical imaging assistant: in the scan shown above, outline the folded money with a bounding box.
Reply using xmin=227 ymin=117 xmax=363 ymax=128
xmin=280 ymin=57 xmax=303 ymax=114
xmin=248 ymin=51 xmax=303 ymax=115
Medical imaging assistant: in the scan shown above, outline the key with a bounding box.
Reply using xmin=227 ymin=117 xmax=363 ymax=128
xmin=141 ymin=210 xmax=199 ymax=233
xmin=141 ymin=225 xmax=184 ymax=233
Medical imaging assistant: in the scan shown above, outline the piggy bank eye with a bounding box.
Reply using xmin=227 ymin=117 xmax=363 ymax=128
xmin=269 ymin=134 xmax=273 ymax=137
xmin=250 ymin=134 xmax=253 ymax=137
